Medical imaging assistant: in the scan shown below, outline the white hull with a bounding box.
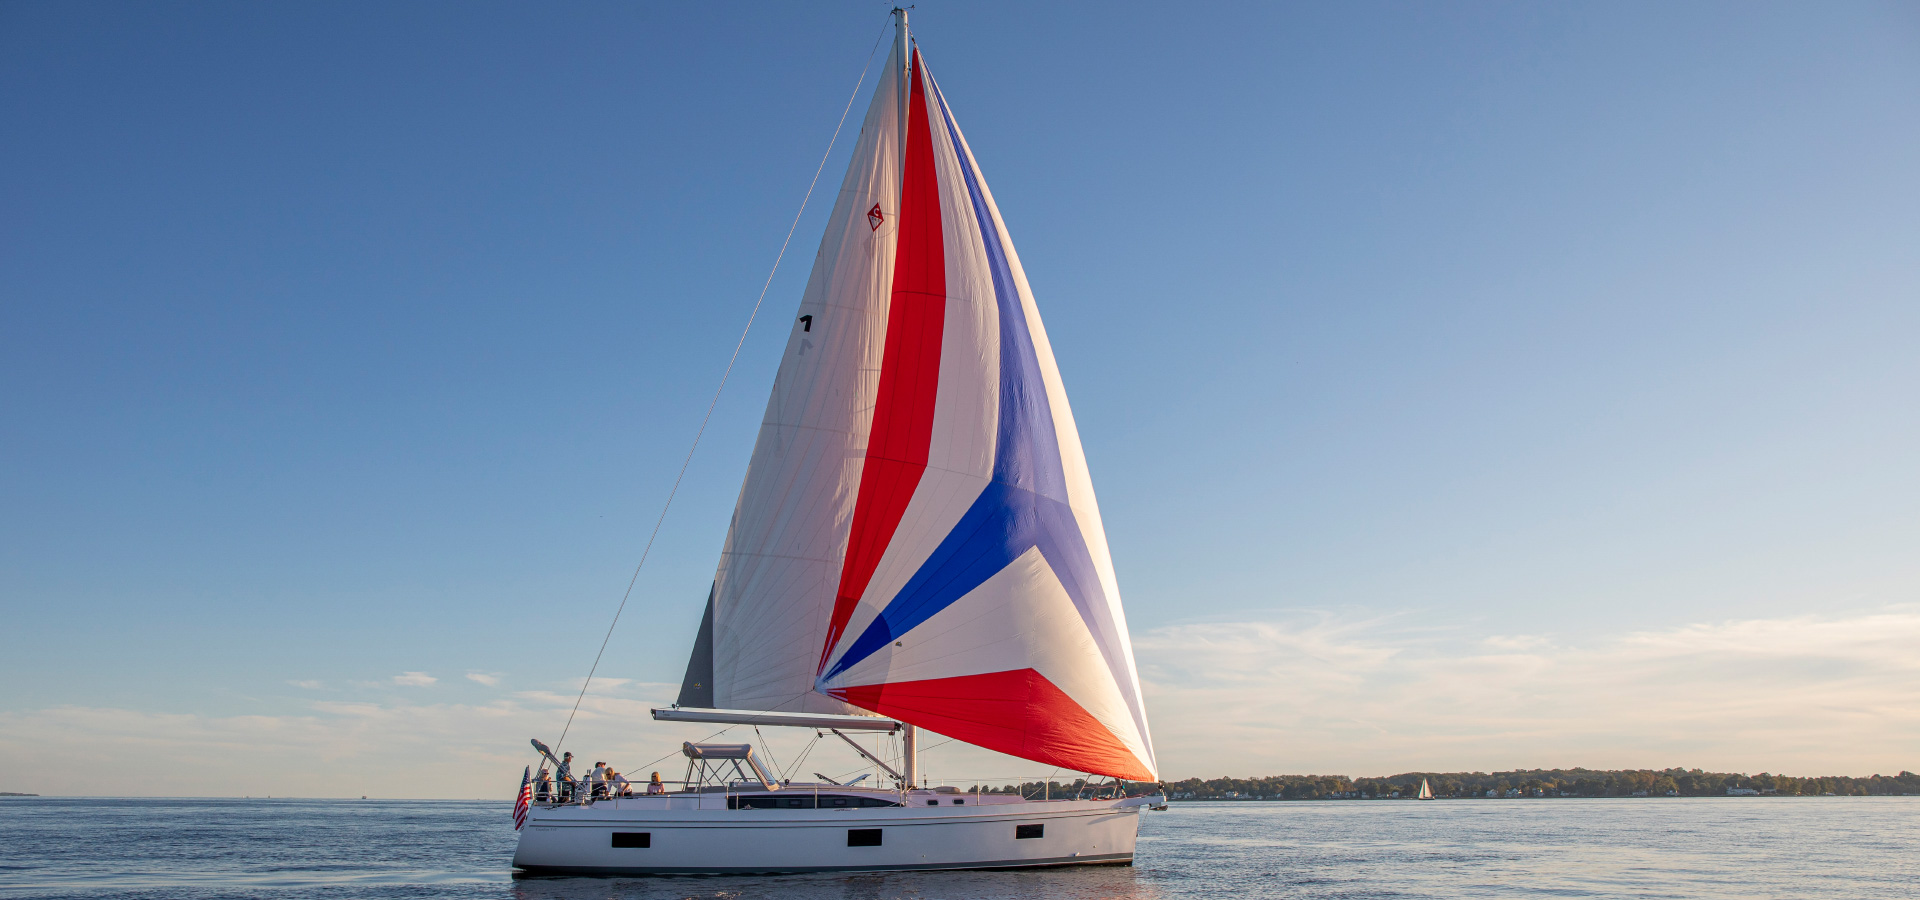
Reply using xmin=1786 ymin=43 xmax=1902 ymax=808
xmin=513 ymin=792 xmax=1152 ymax=875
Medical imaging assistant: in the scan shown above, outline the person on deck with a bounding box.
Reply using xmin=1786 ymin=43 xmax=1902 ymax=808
xmin=557 ymin=752 xmax=576 ymax=802
xmin=589 ymin=761 xmax=609 ymax=800
xmin=610 ymin=769 xmax=631 ymax=798
xmin=647 ymin=772 xmax=665 ymax=794
xmin=533 ymin=768 xmax=552 ymax=803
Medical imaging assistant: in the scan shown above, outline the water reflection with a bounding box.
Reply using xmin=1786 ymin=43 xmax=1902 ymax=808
xmin=508 ymin=865 xmax=1163 ymax=900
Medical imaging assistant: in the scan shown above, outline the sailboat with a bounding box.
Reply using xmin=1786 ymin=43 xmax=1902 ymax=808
xmin=1417 ymin=778 xmax=1434 ymax=800
xmin=512 ymin=9 xmax=1163 ymax=875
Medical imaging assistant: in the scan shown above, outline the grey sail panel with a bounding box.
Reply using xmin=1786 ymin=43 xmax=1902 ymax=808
xmin=675 ymin=584 xmax=716 ymax=708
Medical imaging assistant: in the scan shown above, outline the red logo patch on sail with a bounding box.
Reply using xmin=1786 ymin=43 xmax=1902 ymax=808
xmin=867 ymin=203 xmax=884 ymax=231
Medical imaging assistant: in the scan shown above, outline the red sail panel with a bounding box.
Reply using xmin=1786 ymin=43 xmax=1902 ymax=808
xmin=831 ymin=669 xmax=1155 ymax=782
xmin=820 ymin=49 xmax=947 ymax=672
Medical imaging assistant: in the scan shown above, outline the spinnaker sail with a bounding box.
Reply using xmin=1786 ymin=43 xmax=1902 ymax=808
xmin=682 ymin=30 xmax=1156 ymax=783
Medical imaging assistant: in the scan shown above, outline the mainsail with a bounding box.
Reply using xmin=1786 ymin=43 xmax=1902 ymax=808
xmin=679 ymin=27 xmax=1157 ymax=782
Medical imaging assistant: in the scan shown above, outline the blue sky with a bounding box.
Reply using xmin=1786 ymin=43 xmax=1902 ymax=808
xmin=3 ymin=1 xmax=1917 ymax=796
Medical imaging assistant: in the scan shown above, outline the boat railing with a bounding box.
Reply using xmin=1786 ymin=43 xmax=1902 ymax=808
xmin=532 ymin=774 xmax=1152 ymax=808
xmin=532 ymin=777 xmax=699 ymax=806
xmin=917 ymin=777 xmax=1149 ymax=802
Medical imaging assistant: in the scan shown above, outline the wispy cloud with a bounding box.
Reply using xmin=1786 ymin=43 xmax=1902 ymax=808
xmin=1137 ymin=606 xmax=1920 ymax=777
xmin=289 ymin=680 xmax=324 ymax=690
xmin=6 ymin=610 xmax=1913 ymax=798
xmin=465 ymin=673 xmax=500 ymax=687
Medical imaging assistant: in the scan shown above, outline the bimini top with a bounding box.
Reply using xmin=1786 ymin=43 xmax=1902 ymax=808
xmin=681 ymin=742 xmax=758 ymax=760
xmin=673 ymin=29 xmax=1156 ymax=783
xmin=682 ymin=742 xmax=777 ymax=791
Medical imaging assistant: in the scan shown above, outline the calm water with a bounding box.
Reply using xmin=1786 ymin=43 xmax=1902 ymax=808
xmin=1 ymin=796 xmax=1914 ymax=899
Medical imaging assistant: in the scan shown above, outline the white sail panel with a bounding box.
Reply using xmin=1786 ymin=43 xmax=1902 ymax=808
xmin=704 ymin=41 xmax=907 ymax=715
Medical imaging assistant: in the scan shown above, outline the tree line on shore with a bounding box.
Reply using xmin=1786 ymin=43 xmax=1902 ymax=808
xmin=1150 ymin=768 xmax=1920 ymax=800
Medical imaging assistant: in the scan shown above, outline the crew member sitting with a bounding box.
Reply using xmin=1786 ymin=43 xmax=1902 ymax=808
xmin=647 ymin=771 xmax=665 ymax=794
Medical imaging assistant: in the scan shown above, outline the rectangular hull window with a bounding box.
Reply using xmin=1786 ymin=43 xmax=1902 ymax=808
xmin=847 ymin=828 xmax=883 ymax=847
xmin=1015 ymin=824 xmax=1044 ymax=840
xmin=610 ymin=832 xmax=651 ymax=848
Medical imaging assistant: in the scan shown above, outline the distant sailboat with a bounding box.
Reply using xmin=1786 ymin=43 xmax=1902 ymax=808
xmin=1417 ymin=778 xmax=1434 ymax=800
xmin=512 ymin=8 xmax=1163 ymax=875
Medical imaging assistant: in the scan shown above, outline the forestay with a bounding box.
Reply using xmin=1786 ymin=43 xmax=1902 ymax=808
xmin=679 ymin=33 xmax=1156 ymax=783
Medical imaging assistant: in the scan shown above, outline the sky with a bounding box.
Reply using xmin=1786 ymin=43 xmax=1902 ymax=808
xmin=2 ymin=1 xmax=1917 ymax=798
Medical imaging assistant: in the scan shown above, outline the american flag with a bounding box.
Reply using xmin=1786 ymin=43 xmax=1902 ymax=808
xmin=512 ymin=765 xmax=532 ymax=830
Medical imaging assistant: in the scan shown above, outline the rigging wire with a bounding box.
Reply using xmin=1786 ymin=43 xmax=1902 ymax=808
xmin=786 ymin=732 xmax=822 ymax=779
xmin=622 ymin=725 xmax=734 ymax=782
xmin=1026 ymin=767 xmax=1061 ymax=801
xmin=754 ymin=725 xmax=783 ymax=780
xmin=552 ymin=16 xmax=894 ymax=756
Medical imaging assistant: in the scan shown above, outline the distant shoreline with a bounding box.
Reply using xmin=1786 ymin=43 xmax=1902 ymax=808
xmin=1172 ymin=793 xmax=1920 ymax=801
xmin=0 ymin=792 xmax=40 ymax=797
xmin=1162 ymin=768 xmax=1920 ymax=801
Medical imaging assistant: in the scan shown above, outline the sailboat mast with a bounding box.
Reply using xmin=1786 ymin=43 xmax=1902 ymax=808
xmin=893 ymin=6 xmax=910 ymax=146
xmin=902 ymin=723 xmax=918 ymax=788
xmin=890 ymin=3 xmax=918 ymax=795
